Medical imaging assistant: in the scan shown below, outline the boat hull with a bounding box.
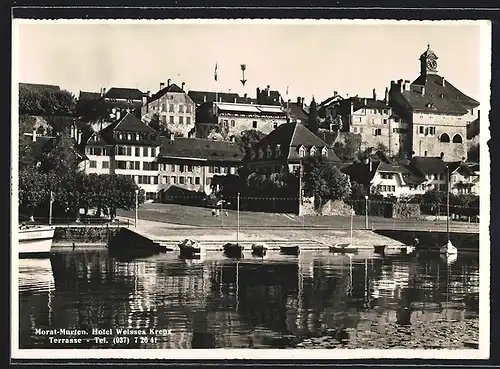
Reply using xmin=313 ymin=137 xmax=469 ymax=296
xmin=280 ymin=246 xmax=300 ymax=256
xmin=18 ymin=226 xmax=55 ymax=256
xmin=223 ymin=243 xmax=244 ymax=258
xmin=329 ymin=245 xmax=358 ymax=254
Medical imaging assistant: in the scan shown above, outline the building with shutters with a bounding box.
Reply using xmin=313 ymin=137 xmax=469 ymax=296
xmin=388 ymin=45 xmax=480 ymax=161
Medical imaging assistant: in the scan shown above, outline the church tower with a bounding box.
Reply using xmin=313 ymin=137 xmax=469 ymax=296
xmin=419 ymin=44 xmax=439 ymax=78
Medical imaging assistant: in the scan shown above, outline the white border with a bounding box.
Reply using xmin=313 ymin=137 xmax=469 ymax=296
xmin=11 ymin=18 xmax=491 ymax=361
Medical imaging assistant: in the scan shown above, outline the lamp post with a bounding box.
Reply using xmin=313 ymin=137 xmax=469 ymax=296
xmin=48 ymin=190 xmax=54 ymax=225
xmin=237 ymin=193 xmax=240 ymax=245
xmin=365 ymin=195 xmax=369 ymax=230
xmin=134 ymin=189 xmax=139 ymax=228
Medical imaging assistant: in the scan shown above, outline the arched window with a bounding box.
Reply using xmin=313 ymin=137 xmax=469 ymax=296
xmin=250 ymin=150 xmax=256 ymax=160
xmin=439 ymin=133 xmax=450 ymax=143
xmin=258 ymin=148 xmax=264 ymax=159
xmin=275 ymin=144 xmax=281 ymax=157
xmin=452 ymin=134 xmax=463 ymax=143
xmin=298 ymin=145 xmax=306 ymax=158
xmin=266 ymin=146 xmax=273 ymax=158
xmin=322 ymin=147 xmax=328 ymax=158
xmin=310 ymin=146 xmax=317 ymax=155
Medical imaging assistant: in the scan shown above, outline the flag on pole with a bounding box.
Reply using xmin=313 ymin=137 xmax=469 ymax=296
xmin=214 ymin=63 xmax=218 ymax=81
xmin=286 ymin=85 xmax=289 ymax=96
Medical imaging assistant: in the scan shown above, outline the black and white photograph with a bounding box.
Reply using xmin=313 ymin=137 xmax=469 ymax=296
xmin=11 ymin=18 xmax=491 ymax=360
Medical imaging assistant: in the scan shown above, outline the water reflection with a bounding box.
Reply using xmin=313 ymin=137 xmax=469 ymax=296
xmin=18 ymin=249 xmax=479 ymax=349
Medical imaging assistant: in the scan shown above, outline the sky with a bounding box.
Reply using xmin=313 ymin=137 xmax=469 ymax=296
xmin=14 ymin=20 xmax=485 ymax=105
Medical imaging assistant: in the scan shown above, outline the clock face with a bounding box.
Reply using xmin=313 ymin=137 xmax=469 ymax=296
xmin=427 ymin=58 xmax=437 ymax=70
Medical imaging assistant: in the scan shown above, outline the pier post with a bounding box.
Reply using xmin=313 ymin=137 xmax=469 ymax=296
xmin=365 ymin=195 xmax=369 ymax=230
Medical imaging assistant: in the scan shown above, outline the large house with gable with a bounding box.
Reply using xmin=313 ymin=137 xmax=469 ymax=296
xmin=388 ymin=45 xmax=480 ymax=161
xmin=244 ymin=121 xmax=341 ymax=175
xmin=79 ymin=112 xmax=163 ymax=200
xmin=140 ymin=80 xmax=196 ymax=137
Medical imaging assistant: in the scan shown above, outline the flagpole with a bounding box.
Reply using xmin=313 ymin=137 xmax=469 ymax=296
xmin=286 ymin=85 xmax=290 ymax=123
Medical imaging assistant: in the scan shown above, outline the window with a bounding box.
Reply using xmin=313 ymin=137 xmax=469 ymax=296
xmin=162 ymin=115 xmax=167 ymax=124
xmin=299 ymin=146 xmax=305 ymax=158
xmin=258 ymin=149 xmax=264 ymax=159
xmin=135 ymin=147 xmax=140 ymax=156
xmin=452 ymin=134 xmax=463 ymax=143
xmin=186 ymin=117 xmax=191 ymax=125
xmin=179 ymin=165 xmax=185 ymax=173
xmin=187 ymin=165 xmax=193 ymax=172
xmin=135 ymin=161 xmax=140 ymax=170
xmin=322 ymin=147 xmax=328 ymax=158
xmin=161 ymin=103 xmax=166 ymax=112
xmin=171 ymin=176 xmax=177 ymax=184
xmin=273 ymin=122 xmax=278 ymax=129
xmin=209 ymin=166 xmax=214 ymax=174
xmin=439 ymin=133 xmax=450 ymax=143
xmin=214 ymin=166 xmax=221 ymax=174
xmin=439 ymin=184 xmax=447 ymax=191
xmin=179 ymin=116 xmax=184 ymax=124
xmin=169 ymin=116 xmax=174 ymax=124
xmin=356 ymin=117 xmax=362 ymax=123
xmin=171 ymin=164 xmax=176 ymax=172
xmin=276 ymin=144 xmax=282 ymax=157
xmin=206 ymin=178 xmax=212 ymax=185
xmin=424 ymin=151 xmax=428 ymax=156
xmin=163 ymin=176 xmax=169 ymax=184
xmin=151 ymin=147 xmax=156 ymax=157
xmin=186 ymin=105 xmax=192 ymax=114
xmin=188 ymin=177 xmax=193 ymax=185
xmin=195 ymin=177 xmax=200 ymax=185
xmin=179 ymin=176 xmax=185 ymax=184
xmin=126 ymin=147 xmax=132 ymax=156
xmin=179 ymin=105 xmax=184 ymax=113
xmin=359 ymin=128 xmax=364 ymax=133
xmin=169 ymin=104 xmax=174 ymax=112
xmin=89 ymin=160 xmax=97 ymax=168
xmin=117 ymin=146 xmax=126 ymax=155
xmin=374 ymin=128 xmax=382 ymax=136
xmin=383 ymin=119 xmax=387 ymax=124
xmin=252 ymin=121 xmax=258 ymax=129
xmin=353 ymin=127 xmax=357 ymax=133
xmin=153 ymin=176 xmax=159 ymax=185
xmin=419 ymin=126 xmax=424 ymax=134
xmin=143 ymin=147 xmax=149 ymax=156
xmin=102 ymin=161 xmax=109 ymax=169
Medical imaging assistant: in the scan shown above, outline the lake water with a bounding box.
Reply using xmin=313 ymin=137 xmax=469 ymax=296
xmin=18 ymin=249 xmax=479 ymax=349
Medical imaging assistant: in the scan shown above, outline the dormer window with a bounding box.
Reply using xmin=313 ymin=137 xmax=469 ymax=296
xmin=322 ymin=147 xmax=328 ymax=158
xmin=310 ymin=146 xmax=317 ymax=156
xmin=298 ymin=145 xmax=306 ymax=158
xmin=266 ymin=146 xmax=273 ymax=158
xmin=250 ymin=150 xmax=256 ymax=160
xmin=258 ymin=148 xmax=264 ymax=159
xmin=127 ymin=133 xmax=132 ymax=140
xmin=135 ymin=133 xmax=140 ymax=140
xmin=276 ymin=144 xmax=282 ymax=157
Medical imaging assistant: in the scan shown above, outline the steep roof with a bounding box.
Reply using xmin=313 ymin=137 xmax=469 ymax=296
xmin=319 ymin=94 xmax=344 ymax=109
xmin=214 ymin=102 xmax=286 ymax=116
xmin=341 ymin=160 xmax=425 ymax=186
xmin=349 ymin=97 xmax=391 ymax=112
xmin=287 ymin=102 xmax=309 ymax=122
xmin=250 ymin=122 xmax=340 ymax=163
xmin=188 ymin=90 xmax=241 ymax=105
xmin=158 ymin=137 xmax=244 ymax=163
xmin=104 ymin=87 xmax=144 ymax=100
xmin=20 ymin=83 xmax=60 ymax=92
xmin=148 ymin=83 xmax=186 ymax=103
xmin=398 ymin=74 xmax=479 ymax=115
xmin=102 ymin=112 xmax=157 ymax=134
xmin=467 ymin=118 xmax=480 ymax=139
xmin=79 ymin=91 xmax=101 ymax=101
xmin=409 ymin=156 xmax=448 ymax=175
xmin=447 ymin=161 xmax=476 ymax=177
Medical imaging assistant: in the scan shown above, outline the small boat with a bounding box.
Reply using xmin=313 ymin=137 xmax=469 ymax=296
xmin=280 ymin=245 xmax=300 ymax=256
xmin=178 ymin=239 xmax=201 ymax=258
xmin=18 ymin=224 xmax=55 ymax=257
xmin=251 ymin=242 xmax=267 ymax=257
xmin=329 ymin=243 xmax=358 ymax=254
xmin=223 ymin=243 xmax=244 ymax=258
xmin=440 ymin=239 xmax=458 ymax=255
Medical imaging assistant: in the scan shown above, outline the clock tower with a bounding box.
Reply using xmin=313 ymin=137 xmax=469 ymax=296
xmin=419 ymin=44 xmax=438 ymax=77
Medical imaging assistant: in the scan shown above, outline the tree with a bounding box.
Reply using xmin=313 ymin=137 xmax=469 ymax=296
xmin=18 ymin=168 xmax=50 ymax=219
xmin=307 ymin=97 xmax=319 ymax=134
xmin=19 ymin=85 xmax=76 ymax=116
xmin=148 ymin=113 xmax=162 ymax=131
xmin=375 ymin=142 xmax=390 ymax=157
xmin=234 ymin=129 xmax=266 ymax=155
xmin=333 ymin=133 xmax=361 ymax=161
xmin=467 ymin=143 xmax=479 ymax=163
xmin=39 ymin=133 xmax=80 ymax=175
xmin=302 ymin=155 xmax=351 ymax=205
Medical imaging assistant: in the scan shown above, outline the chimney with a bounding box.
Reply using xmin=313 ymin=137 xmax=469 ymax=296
xmin=160 ymin=82 xmax=165 ymax=90
xmin=373 ymin=88 xmax=377 ymax=100
xmin=297 ymin=96 xmax=301 ymax=105
xmin=102 ymin=87 xmax=107 ymax=96
xmin=397 ymin=79 xmax=404 ymax=93
xmin=267 ymin=85 xmax=271 ymax=97
xmin=384 ymin=87 xmax=389 ymax=103
xmin=350 ymin=101 xmax=354 ymax=116
xmin=99 ymin=87 xmax=103 ymax=96
xmin=244 ymin=93 xmax=247 ymax=99
xmin=167 ymin=79 xmax=171 ymax=87
xmin=420 ymin=86 xmax=425 ymax=95
xmin=404 ymin=80 xmax=411 ymax=91
xmin=181 ymin=82 xmax=185 ymax=90
xmin=147 ymin=90 xmax=151 ymax=97
xmin=363 ymin=98 xmax=367 ymax=106
xmin=256 ymin=87 xmax=261 ymax=98
xmin=233 ymin=97 xmax=237 ymax=103
xmin=442 ymin=77 xmax=446 ymax=87
xmin=334 ymin=91 xmax=338 ymax=97
xmin=440 ymin=152 xmax=444 ymax=160
xmin=219 ymin=96 xmax=222 ymax=102
xmin=203 ymin=95 xmax=207 ymax=103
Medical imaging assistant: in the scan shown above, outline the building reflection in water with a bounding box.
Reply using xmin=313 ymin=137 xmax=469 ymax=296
xmin=18 ymin=249 xmax=479 ymax=349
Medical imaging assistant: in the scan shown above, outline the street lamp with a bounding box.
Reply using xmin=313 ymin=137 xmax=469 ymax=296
xmin=135 ymin=189 xmax=139 ymax=228
xmin=365 ymin=195 xmax=369 ymax=230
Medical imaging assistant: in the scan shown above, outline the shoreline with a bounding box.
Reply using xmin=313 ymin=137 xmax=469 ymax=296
xmin=293 ymin=317 xmax=479 ymax=350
